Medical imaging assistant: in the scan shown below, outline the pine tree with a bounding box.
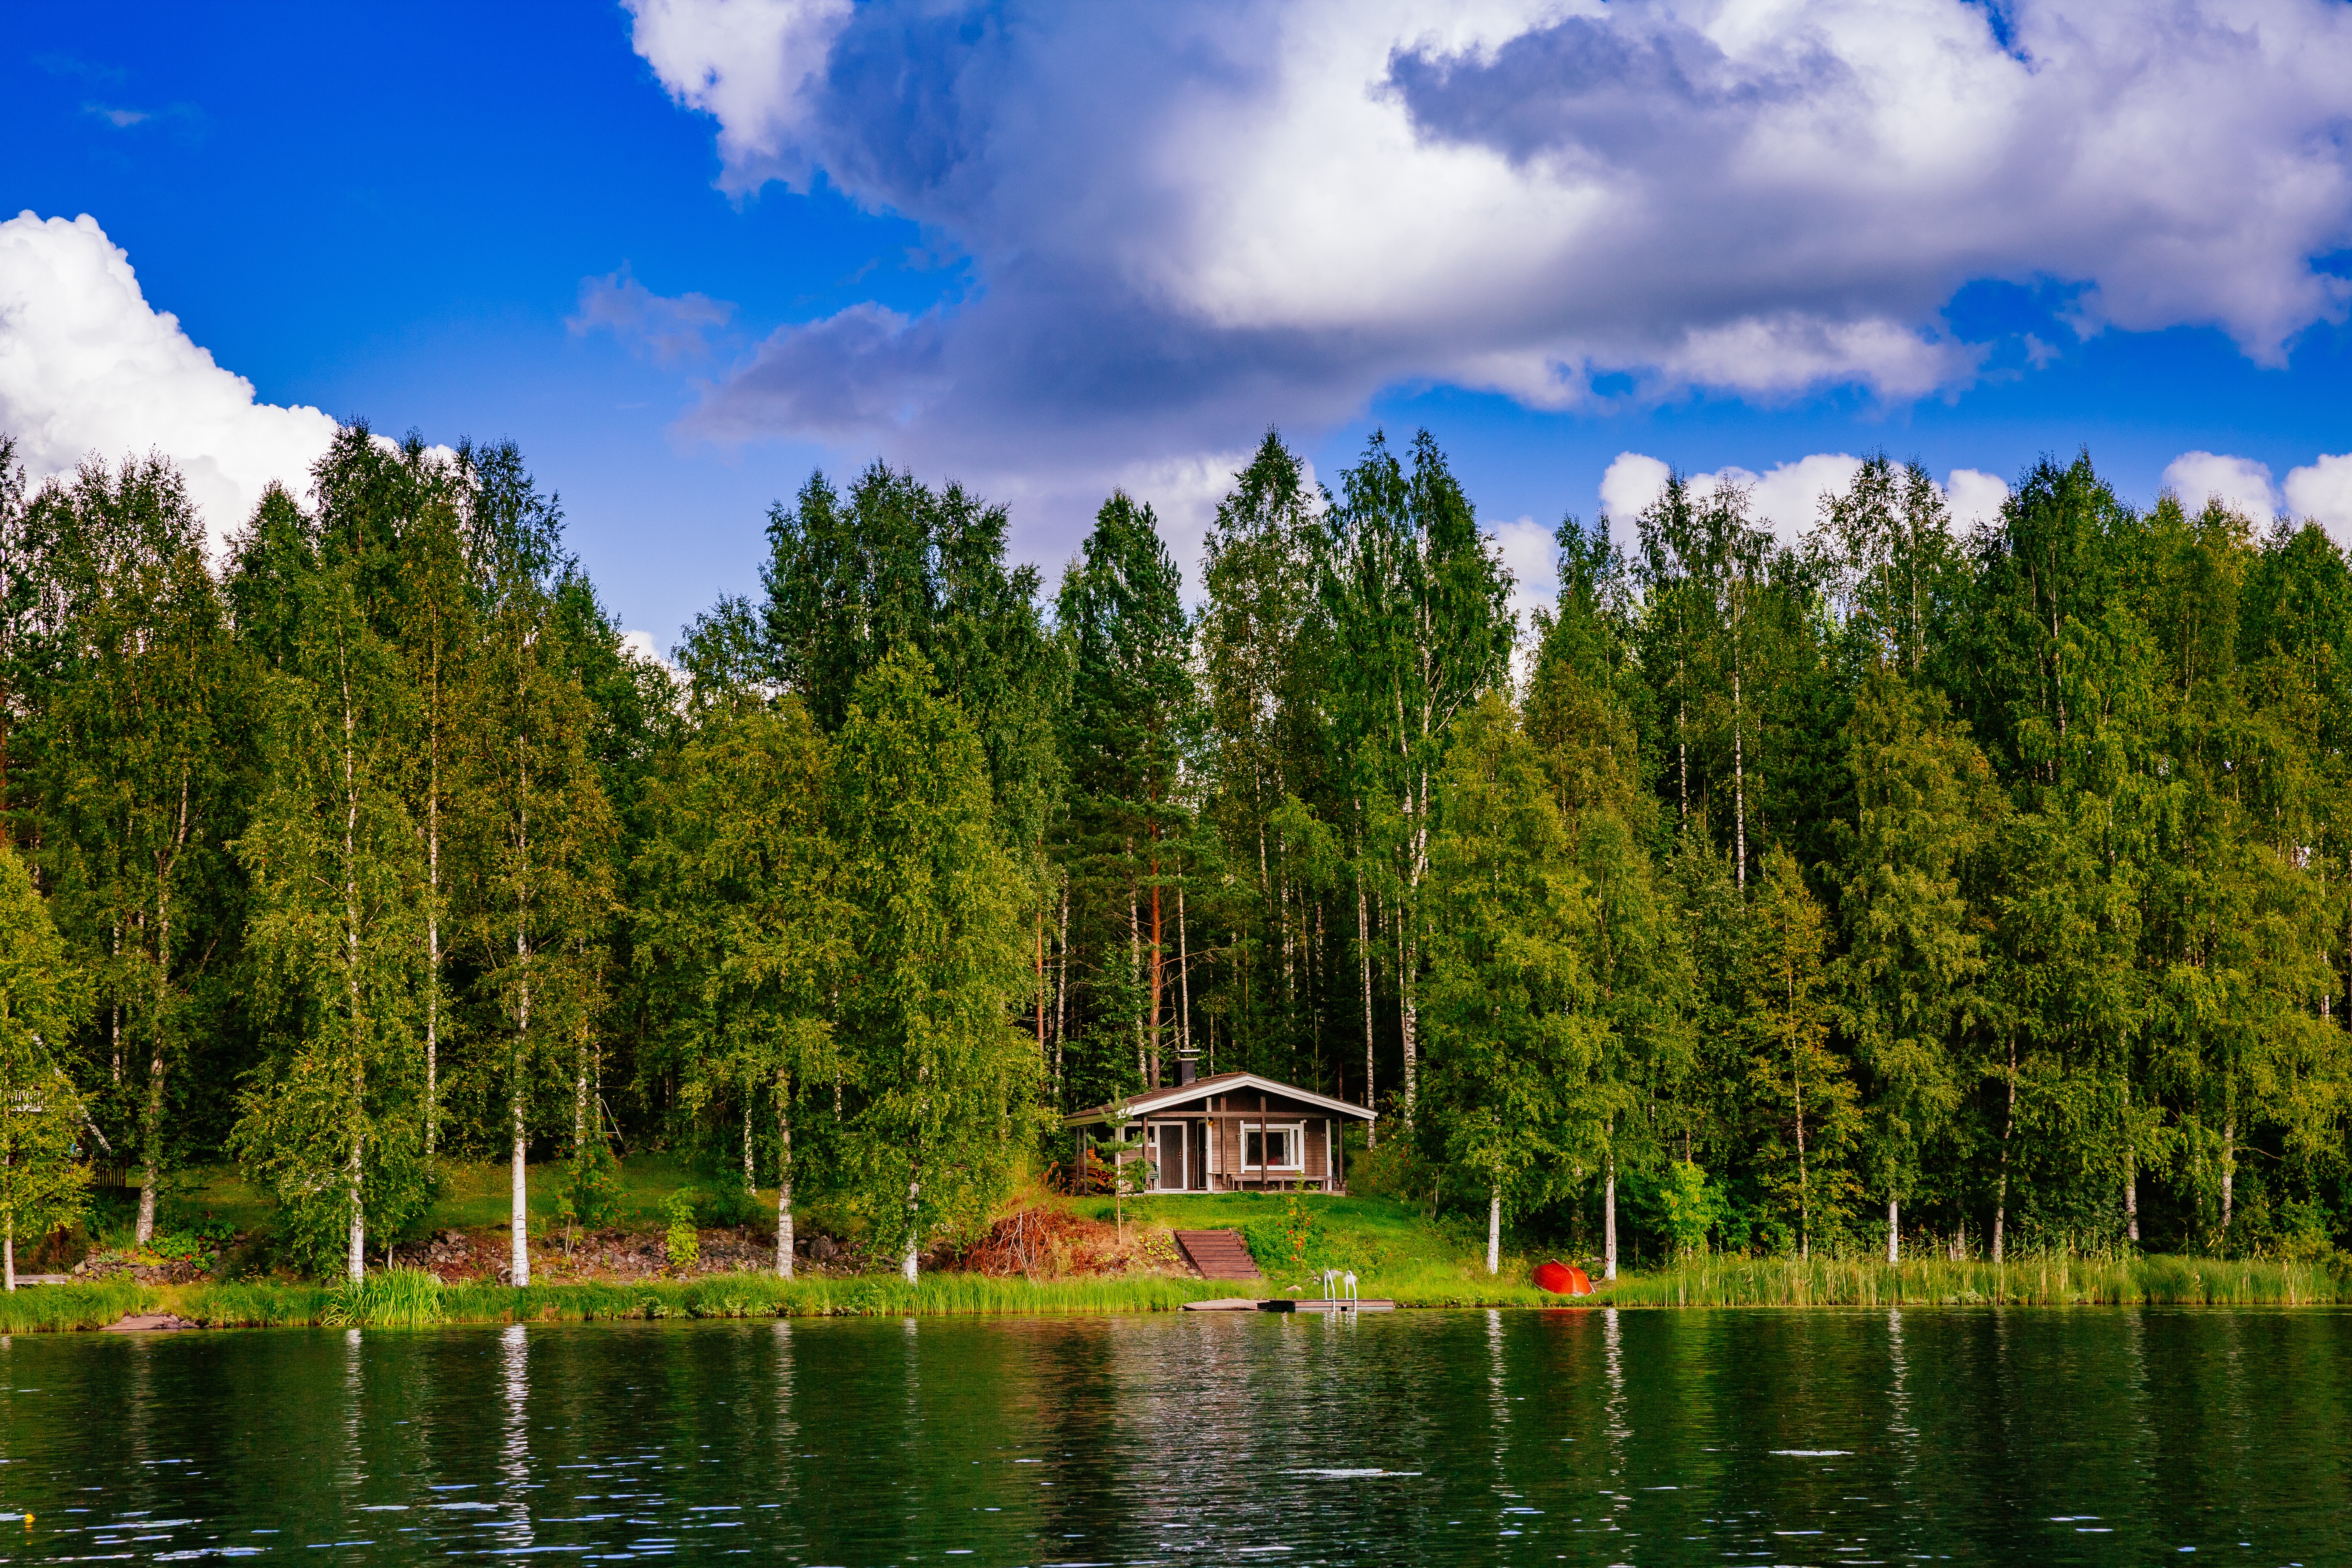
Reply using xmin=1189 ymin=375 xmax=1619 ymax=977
xmin=1055 ymin=492 xmax=1196 ymax=1102
xmin=1324 ymin=430 xmax=1514 ymax=1127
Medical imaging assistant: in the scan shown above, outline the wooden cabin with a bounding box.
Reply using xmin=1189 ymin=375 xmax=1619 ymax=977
xmin=1063 ymin=1071 xmax=1375 ymax=1194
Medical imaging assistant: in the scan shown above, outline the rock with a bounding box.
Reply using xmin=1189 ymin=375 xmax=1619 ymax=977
xmin=104 ymin=1312 xmax=197 ymax=1333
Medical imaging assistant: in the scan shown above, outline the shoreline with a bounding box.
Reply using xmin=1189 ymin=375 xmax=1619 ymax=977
xmin=5 ymin=1251 xmax=2345 ymax=1333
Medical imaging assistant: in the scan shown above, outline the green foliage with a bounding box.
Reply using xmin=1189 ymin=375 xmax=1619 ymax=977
xmin=557 ymin=1142 xmax=622 ymax=1236
xmin=319 ymin=1267 xmax=444 ymax=1328
xmin=830 ymin=651 xmax=1035 ymax=1275
xmin=701 ymin=1180 xmax=760 ymax=1229
xmin=0 ymin=842 xmax=93 ymax=1274
xmin=1653 ymin=1160 xmax=1725 ymax=1259
xmin=663 ymin=1188 xmax=700 ymax=1269
xmin=11 ymin=426 xmax=2352 ymax=1292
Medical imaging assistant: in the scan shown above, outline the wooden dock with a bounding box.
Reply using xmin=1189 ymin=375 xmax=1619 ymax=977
xmin=1256 ymin=1298 xmax=1395 ymax=1313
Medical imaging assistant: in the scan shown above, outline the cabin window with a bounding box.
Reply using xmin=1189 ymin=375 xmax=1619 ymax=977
xmin=1243 ymin=1123 xmax=1306 ymax=1171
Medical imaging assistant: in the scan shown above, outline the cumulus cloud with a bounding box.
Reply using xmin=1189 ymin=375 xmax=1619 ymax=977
xmin=1945 ymin=469 xmax=2011 ymax=530
xmin=2163 ymin=450 xmax=2280 ymax=520
xmin=569 ymin=270 xmax=737 ymax=365
xmin=1598 ymin=450 xmax=2010 ymax=544
xmin=0 ymin=212 xmax=338 ymax=555
xmin=629 ymin=0 xmax=2352 ymax=505
xmin=2283 ymin=453 xmax=2352 ymax=547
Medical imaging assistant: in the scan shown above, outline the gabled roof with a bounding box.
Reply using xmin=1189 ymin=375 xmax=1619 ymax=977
xmin=1061 ymin=1070 xmax=1375 ymax=1129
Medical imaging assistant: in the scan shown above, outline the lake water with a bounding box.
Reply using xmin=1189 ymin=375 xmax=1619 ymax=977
xmin=1 ymin=1307 xmax=2343 ymax=1565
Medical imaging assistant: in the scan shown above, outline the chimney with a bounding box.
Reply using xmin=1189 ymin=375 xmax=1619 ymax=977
xmin=1178 ymin=1056 xmax=1197 ymax=1085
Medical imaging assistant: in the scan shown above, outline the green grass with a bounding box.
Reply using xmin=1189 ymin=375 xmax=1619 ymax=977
xmin=1054 ymin=1191 xmax=1557 ymax=1305
xmin=1601 ymin=1252 xmax=2352 ymax=1307
xmin=0 ymin=1278 xmax=154 ymax=1331
xmin=168 ymin=1270 xmax=1228 ymax=1327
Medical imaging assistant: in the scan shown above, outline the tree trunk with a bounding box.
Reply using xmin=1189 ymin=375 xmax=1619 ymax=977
xmin=1887 ymin=1194 xmax=1899 ymax=1264
xmin=1603 ymin=1154 xmax=1619 ymax=1282
xmin=1732 ymin=657 xmax=1747 ymax=890
xmin=1053 ymin=885 xmax=1069 ymax=1100
xmin=426 ymin=727 xmax=441 ymax=1156
xmin=2125 ymin=1176 xmax=2138 ymax=1243
xmin=4 ymin=1216 xmax=13 ymax=1293
xmin=2220 ymin=1114 xmax=2236 ymax=1244
xmin=1177 ymin=881 xmax=1192 ymax=1063
xmin=1147 ymin=836 xmax=1164 ymax=1089
xmin=775 ymin=1076 xmax=793 ymax=1280
xmin=347 ymin=1133 xmax=367 ymax=1283
xmin=1993 ymin=1034 xmax=2015 ymax=1264
xmin=1357 ymin=874 xmax=1375 ymax=1142
xmin=511 ymin=939 xmax=531 ymax=1289
xmin=1485 ymin=1183 xmax=1501 ymax=1276
xmin=1398 ymin=920 xmax=1419 ymax=1131
xmin=901 ymin=1174 xmax=921 ymax=1284
xmin=136 ymin=1033 xmax=165 ymax=1246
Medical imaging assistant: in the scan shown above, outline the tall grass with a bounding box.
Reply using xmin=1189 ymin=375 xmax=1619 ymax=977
xmin=173 ymin=1270 xmax=1234 ymax=1328
xmin=1603 ymin=1252 xmax=2351 ymax=1307
xmin=0 ymin=1278 xmax=153 ymax=1331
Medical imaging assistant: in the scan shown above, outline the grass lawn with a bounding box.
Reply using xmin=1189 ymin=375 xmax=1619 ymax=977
xmin=1050 ymin=1189 xmax=1561 ymax=1306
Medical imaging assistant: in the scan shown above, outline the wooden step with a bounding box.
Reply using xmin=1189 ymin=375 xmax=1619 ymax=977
xmin=1173 ymin=1230 xmax=1263 ymax=1281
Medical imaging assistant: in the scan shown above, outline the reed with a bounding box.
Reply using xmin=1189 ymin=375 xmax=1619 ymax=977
xmin=1600 ymin=1252 xmax=2350 ymax=1307
xmin=171 ymin=1270 xmax=1239 ymax=1327
xmin=0 ymin=1278 xmax=152 ymax=1331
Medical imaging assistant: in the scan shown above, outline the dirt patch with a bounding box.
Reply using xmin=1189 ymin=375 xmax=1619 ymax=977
xmin=398 ymin=1226 xmax=869 ymax=1285
xmin=951 ymin=1207 xmax=1185 ymax=1278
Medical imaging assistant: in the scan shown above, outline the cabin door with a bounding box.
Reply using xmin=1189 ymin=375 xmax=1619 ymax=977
xmin=1155 ymin=1123 xmax=1186 ymax=1192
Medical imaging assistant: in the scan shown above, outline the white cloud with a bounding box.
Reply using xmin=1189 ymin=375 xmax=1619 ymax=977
xmin=2162 ymin=450 xmax=2280 ymax=520
xmin=626 ymin=0 xmax=853 ymax=193
xmin=1945 ymin=468 xmax=2010 ymax=530
xmin=0 ymin=212 xmax=339 ymax=557
xmin=1599 ymin=451 xmax=1672 ymax=526
xmin=633 ymin=0 xmax=2352 ymax=497
xmin=2284 ymin=452 xmax=2352 ymax=547
xmin=569 ymin=271 xmax=736 ymax=365
xmin=1598 ymin=451 xmax=2012 ymax=544
xmin=618 ymin=629 xmax=679 ymax=671
xmin=1712 ymin=454 xmax=1867 ymax=547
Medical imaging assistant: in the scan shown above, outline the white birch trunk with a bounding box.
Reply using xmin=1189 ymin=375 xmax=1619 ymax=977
xmin=1603 ymin=1157 xmax=1619 ymax=1282
xmin=1485 ymin=1184 xmax=1501 ymax=1276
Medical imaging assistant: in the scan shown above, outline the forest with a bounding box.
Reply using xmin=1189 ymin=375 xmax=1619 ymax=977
xmin=0 ymin=420 xmax=2346 ymax=1284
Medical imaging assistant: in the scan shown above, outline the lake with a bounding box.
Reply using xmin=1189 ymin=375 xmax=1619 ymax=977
xmin=1 ymin=1307 xmax=2343 ymax=1564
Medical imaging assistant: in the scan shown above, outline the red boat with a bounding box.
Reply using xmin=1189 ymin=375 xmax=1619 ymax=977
xmin=1532 ymin=1259 xmax=1593 ymax=1296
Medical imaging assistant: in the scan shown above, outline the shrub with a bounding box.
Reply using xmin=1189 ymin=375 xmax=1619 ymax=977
xmin=664 ymin=1189 xmax=701 ymax=1270
xmin=703 ymin=1181 xmax=760 ymax=1229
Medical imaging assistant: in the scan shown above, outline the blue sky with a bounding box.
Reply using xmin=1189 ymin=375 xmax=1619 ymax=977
xmin=7 ymin=1 xmax=2352 ymax=648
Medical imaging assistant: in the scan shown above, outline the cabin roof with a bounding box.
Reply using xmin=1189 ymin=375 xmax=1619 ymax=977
xmin=1060 ymin=1071 xmax=1375 ymax=1130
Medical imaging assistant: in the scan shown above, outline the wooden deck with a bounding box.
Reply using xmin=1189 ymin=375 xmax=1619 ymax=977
xmin=1173 ymin=1229 xmax=1262 ymax=1281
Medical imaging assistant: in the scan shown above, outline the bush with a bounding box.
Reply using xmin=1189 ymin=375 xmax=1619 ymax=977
xmin=664 ymin=1189 xmax=701 ymax=1270
xmin=702 ymin=1181 xmax=760 ymax=1229
xmin=558 ymin=1144 xmax=623 ymax=1237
